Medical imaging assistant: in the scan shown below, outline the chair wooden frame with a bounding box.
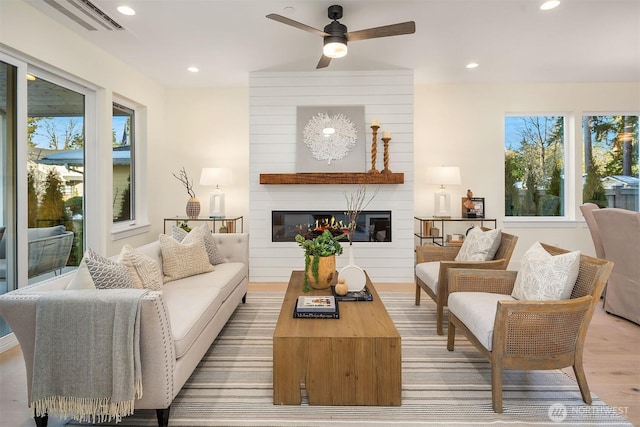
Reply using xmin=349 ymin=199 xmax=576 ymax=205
xmin=415 ymin=231 xmax=518 ymax=335
xmin=446 ymin=243 xmax=614 ymax=413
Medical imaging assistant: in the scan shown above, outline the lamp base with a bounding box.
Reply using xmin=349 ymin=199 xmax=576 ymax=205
xmin=434 ymin=189 xmax=451 ymax=218
xmin=209 ymin=188 xmax=225 ymax=218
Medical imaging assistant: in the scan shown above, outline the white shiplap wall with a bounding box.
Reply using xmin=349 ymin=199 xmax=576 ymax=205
xmin=249 ymin=70 xmax=414 ymax=283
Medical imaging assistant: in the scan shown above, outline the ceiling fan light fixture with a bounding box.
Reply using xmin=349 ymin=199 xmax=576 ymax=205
xmin=323 ymin=41 xmax=348 ymax=58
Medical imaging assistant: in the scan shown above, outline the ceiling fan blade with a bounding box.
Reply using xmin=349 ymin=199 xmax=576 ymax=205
xmin=347 ymin=21 xmax=416 ymax=42
xmin=316 ymin=55 xmax=332 ymax=69
xmin=266 ymin=14 xmax=329 ymax=37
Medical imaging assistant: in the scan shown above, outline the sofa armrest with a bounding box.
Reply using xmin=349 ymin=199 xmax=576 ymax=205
xmin=0 ymin=285 xmax=177 ymax=409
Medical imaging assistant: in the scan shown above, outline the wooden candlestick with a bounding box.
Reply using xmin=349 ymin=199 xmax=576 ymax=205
xmin=368 ymin=125 xmax=380 ymax=173
xmin=381 ymin=137 xmax=392 ymax=174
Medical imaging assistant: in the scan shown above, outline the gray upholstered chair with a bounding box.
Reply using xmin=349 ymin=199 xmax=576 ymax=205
xmin=593 ymin=208 xmax=640 ymax=325
xmin=580 ymin=203 xmax=605 ymax=259
xmin=446 ymin=243 xmax=613 ymax=413
xmin=415 ymin=230 xmax=518 ymax=335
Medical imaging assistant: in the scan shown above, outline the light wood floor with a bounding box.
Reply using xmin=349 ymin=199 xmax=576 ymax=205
xmin=1 ymin=282 xmax=638 ymax=426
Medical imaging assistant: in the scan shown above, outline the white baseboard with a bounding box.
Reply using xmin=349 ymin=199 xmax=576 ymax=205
xmin=0 ymin=332 xmax=18 ymax=354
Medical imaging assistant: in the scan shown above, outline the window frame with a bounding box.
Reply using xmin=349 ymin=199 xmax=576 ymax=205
xmin=503 ymin=113 xmax=574 ymax=222
xmin=110 ymin=96 xmax=149 ymax=240
xmin=581 ymin=112 xmax=639 ymax=212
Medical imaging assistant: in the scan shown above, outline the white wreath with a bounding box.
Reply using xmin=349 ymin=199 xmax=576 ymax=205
xmin=303 ymin=113 xmax=358 ymax=164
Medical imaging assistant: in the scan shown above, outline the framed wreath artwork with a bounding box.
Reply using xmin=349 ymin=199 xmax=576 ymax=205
xmin=296 ymin=105 xmax=366 ymax=172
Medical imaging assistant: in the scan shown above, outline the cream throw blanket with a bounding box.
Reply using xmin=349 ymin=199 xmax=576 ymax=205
xmin=31 ymin=289 xmax=147 ymax=423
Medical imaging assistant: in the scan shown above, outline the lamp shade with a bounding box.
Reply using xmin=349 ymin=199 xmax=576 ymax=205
xmin=429 ymin=166 xmax=461 ymax=186
xmin=200 ymin=168 xmax=231 ymax=187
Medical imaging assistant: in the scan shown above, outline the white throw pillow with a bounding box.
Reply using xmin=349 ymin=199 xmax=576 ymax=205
xmin=119 ymin=244 xmax=163 ymax=291
xmin=172 ymin=225 xmax=225 ymax=265
xmin=159 ymin=233 xmax=214 ymax=283
xmin=511 ymin=241 xmax=581 ymax=301
xmin=65 ymin=257 xmax=97 ymax=290
xmin=455 ymin=227 xmax=502 ymax=261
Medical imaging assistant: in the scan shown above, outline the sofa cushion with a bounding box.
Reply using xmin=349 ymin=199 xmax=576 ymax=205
xmin=511 ymin=241 xmax=580 ymax=301
xmin=119 ymin=244 xmax=163 ymax=291
xmin=84 ymin=249 xmax=136 ymax=289
xmin=159 ymin=234 xmax=214 ymax=283
xmin=173 ymin=225 xmax=225 ymax=265
xmin=455 ymin=227 xmax=501 ymax=261
xmin=448 ymin=291 xmax=516 ymax=351
xmin=415 ymin=261 xmax=440 ymax=294
xmin=161 ymin=261 xmax=246 ymax=359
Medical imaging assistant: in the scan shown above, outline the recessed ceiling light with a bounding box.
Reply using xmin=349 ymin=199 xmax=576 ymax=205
xmin=466 ymin=62 xmax=479 ymax=69
xmin=540 ymin=1 xmax=560 ymax=11
xmin=284 ymin=6 xmax=295 ymax=15
xmin=187 ymin=66 xmax=199 ymax=73
xmin=117 ymin=5 xmax=136 ymax=16
xmin=26 ymin=74 xmax=36 ymax=81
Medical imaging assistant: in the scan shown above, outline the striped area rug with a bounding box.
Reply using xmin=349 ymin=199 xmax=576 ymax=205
xmin=91 ymin=292 xmax=631 ymax=426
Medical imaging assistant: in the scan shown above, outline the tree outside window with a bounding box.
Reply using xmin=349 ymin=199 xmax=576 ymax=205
xmin=583 ymin=115 xmax=638 ymax=211
xmin=505 ymin=116 xmax=565 ymax=217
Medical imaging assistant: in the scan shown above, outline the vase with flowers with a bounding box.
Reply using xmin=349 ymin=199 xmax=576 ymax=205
xmin=173 ymin=167 xmax=200 ymax=218
xmin=295 ymin=229 xmax=346 ymax=292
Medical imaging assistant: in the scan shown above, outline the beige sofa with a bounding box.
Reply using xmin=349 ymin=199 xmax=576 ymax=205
xmin=0 ymin=232 xmax=249 ymax=427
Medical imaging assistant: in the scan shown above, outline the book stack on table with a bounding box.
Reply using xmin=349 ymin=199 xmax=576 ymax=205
xmin=294 ymin=295 xmax=340 ymax=319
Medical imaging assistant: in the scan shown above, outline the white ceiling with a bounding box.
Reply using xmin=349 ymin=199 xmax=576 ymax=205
xmin=25 ymin=0 xmax=640 ymax=88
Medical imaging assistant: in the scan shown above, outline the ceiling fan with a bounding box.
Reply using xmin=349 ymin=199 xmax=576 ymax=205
xmin=266 ymin=4 xmax=416 ymax=69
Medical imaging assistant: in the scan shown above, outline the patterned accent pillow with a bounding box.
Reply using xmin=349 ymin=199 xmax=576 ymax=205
xmin=511 ymin=241 xmax=581 ymax=301
xmin=119 ymin=244 xmax=163 ymax=291
xmin=455 ymin=227 xmax=502 ymax=261
xmin=172 ymin=225 xmax=225 ymax=265
xmin=159 ymin=233 xmax=214 ymax=283
xmin=65 ymin=257 xmax=97 ymax=290
xmin=83 ymin=248 xmax=136 ymax=289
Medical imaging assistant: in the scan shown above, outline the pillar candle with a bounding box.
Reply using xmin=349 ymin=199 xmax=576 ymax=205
xmin=371 ymin=118 xmax=380 ymax=127
xmin=382 ymin=130 xmax=391 ymax=139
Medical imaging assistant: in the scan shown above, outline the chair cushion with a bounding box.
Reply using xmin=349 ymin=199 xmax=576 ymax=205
xmin=415 ymin=261 xmax=440 ymax=294
xmin=159 ymin=233 xmax=214 ymax=283
xmin=511 ymin=241 xmax=580 ymax=301
xmin=448 ymin=292 xmax=516 ymax=351
xmin=455 ymin=227 xmax=502 ymax=261
xmin=172 ymin=225 xmax=225 ymax=265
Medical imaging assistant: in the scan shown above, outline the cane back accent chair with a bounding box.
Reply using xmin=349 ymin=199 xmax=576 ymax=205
xmin=446 ymin=243 xmax=614 ymax=413
xmin=414 ymin=230 xmax=518 ymax=335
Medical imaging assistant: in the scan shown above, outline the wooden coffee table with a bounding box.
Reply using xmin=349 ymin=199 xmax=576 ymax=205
xmin=273 ymin=270 xmax=401 ymax=406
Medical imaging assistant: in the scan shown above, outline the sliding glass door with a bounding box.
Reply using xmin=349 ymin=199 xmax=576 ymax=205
xmin=0 ymin=60 xmax=18 ymax=336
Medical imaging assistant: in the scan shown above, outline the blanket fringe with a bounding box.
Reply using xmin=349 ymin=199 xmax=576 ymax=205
xmin=31 ymin=380 xmax=143 ymax=424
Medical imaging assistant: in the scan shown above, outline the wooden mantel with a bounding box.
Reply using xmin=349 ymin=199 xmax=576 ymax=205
xmin=260 ymin=172 xmax=404 ymax=185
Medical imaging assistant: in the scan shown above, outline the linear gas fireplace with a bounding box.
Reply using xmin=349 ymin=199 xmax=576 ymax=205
xmin=272 ymin=210 xmax=392 ymax=243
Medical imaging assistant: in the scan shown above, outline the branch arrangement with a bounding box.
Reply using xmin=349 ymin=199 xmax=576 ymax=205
xmin=343 ymin=184 xmax=379 ymax=242
xmin=172 ymin=167 xmax=196 ymax=198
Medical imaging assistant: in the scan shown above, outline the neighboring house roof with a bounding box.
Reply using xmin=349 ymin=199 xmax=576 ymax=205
xmin=601 ymin=175 xmax=639 ymax=189
xmin=36 ymin=146 xmax=130 ymax=166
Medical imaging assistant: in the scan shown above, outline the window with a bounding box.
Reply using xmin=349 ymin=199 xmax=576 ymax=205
xmin=112 ymin=102 xmax=135 ymax=223
xmin=505 ymin=115 xmax=566 ymax=217
xmin=582 ymin=115 xmax=638 ymax=211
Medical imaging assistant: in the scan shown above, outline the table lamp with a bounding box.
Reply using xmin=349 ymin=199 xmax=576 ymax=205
xmin=430 ymin=166 xmax=461 ymax=218
xmin=199 ymin=168 xmax=231 ymax=218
